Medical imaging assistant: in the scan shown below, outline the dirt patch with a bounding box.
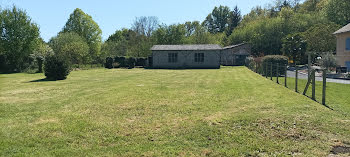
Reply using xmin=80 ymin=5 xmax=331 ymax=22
xmin=330 ymin=145 xmax=350 ymax=155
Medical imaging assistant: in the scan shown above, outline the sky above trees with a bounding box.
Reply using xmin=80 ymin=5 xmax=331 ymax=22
xmin=0 ymin=0 xmax=278 ymax=41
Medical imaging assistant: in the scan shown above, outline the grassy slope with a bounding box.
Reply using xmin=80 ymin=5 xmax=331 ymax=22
xmin=0 ymin=67 xmax=349 ymax=156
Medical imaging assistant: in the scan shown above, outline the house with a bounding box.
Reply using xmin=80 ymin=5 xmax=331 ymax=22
xmin=151 ymin=44 xmax=221 ymax=69
xmin=220 ymin=43 xmax=251 ymax=66
xmin=333 ymin=23 xmax=350 ymax=71
xmin=149 ymin=43 xmax=251 ymax=69
xmin=150 ymin=44 xmax=251 ymax=69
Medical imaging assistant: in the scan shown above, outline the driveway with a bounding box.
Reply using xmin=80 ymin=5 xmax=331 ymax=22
xmin=287 ymin=70 xmax=350 ymax=84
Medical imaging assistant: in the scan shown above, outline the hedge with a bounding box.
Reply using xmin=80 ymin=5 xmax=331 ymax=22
xmin=262 ymin=55 xmax=288 ymax=76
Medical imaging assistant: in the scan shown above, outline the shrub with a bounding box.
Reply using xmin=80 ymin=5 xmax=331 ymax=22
xmin=115 ymin=56 xmax=127 ymax=67
xmin=245 ymin=56 xmax=255 ymax=70
xmin=319 ymin=52 xmax=336 ymax=71
xmin=135 ymin=57 xmax=147 ymax=67
xmin=44 ymin=55 xmax=71 ymax=80
xmin=127 ymin=57 xmax=136 ymax=69
xmin=105 ymin=57 xmax=113 ymax=69
xmin=262 ymin=55 xmax=288 ymax=76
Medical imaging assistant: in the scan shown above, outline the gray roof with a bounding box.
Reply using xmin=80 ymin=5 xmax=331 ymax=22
xmin=333 ymin=23 xmax=350 ymax=34
xmin=151 ymin=44 xmax=222 ymax=51
xmin=222 ymin=43 xmax=246 ymax=49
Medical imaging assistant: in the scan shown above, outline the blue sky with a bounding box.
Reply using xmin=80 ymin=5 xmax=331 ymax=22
xmin=0 ymin=0 xmax=274 ymax=42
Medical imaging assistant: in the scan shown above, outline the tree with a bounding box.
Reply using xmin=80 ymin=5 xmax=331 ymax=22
xmin=131 ymin=16 xmax=159 ymax=37
xmin=61 ymin=8 xmax=102 ymax=63
xmin=304 ymin=23 xmax=340 ymax=52
xmin=0 ymin=6 xmax=40 ymax=72
xmin=203 ymin=6 xmax=231 ymax=34
xmin=49 ymin=32 xmax=89 ymax=65
xmin=324 ymin=0 xmax=350 ymax=26
xmin=31 ymin=40 xmax=54 ymax=73
xmin=152 ymin=24 xmax=187 ymax=45
xmin=226 ymin=6 xmax=242 ymax=36
xmin=184 ymin=21 xmax=201 ymax=37
xmin=281 ymin=33 xmax=307 ymax=64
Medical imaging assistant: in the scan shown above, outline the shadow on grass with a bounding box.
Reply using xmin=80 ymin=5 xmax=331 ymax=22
xmin=28 ymin=78 xmax=57 ymax=82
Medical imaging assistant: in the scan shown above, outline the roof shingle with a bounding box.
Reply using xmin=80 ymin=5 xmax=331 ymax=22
xmin=333 ymin=23 xmax=350 ymax=34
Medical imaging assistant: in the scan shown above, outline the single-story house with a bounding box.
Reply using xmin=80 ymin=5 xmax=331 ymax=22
xmin=221 ymin=43 xmax=251 ymax=66
xmin=151 ymin=44 xmax=221 ymax=69
xmin=333 ymin=23 xmax=350 ymax=71
xmin=150 ymin=43 xmax=251 ymax=69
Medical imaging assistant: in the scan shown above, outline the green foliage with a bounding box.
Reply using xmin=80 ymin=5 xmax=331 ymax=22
xmin=49 ymin=32 xmax=89 ymax=65
xmin=281 ymin=33 xmax=307 ymax=64
xmin=44 ymin=55 xmax=71 ymax=80
xmin=61 ymin=8 xmax=102 ymax=63
xmin=31 ymin=41 xmax=54 ymax=73
xmin=303 ymin=23 xmax=341 ymax=52
xmin=127 ymin=57 xmax=136 ymax=69
xmin=324 ymin=0 xmax=350 ymax=26
xmin=105 ymin=57 xmax=114 ymax=69
xmin=152 ymin=24 xmax=187 ymax=45
xmin=262 ymin=55 xmax=289 ymax=76
xmin=319 ymin=52 xmax=337 ymax=70
xmin=203 ymin=6 xmax=231 ymax=34
xmin=0 ymin=6 xmax=40 ymax=72
xmin=114 ymin=56 xmax=127 ymax=67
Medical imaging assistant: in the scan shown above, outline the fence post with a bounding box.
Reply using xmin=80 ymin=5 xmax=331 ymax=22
xmin=312 ymin=70 xmax=316 ymax=101
xmin=285 ymin=64 xmax=287 ymax=87
xmin=270 ymin=63 xmax=273 ymax=80
xmin=295 ymin=66 xmax=298 ymax=92
xmin=276 ymin=63 xmax=279 ymax=84
xmin=322 ymin=69 xmax=326 ymax=105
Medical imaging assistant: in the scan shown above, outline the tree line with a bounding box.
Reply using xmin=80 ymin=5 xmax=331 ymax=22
xmin=0 ymin=0 xmax=349 ymax=73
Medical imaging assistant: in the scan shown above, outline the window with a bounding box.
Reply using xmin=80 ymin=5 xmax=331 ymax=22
xmin=346 ymin=38 xmax=350 ymax=50
xmin=194 ymin=53 xmax=204 ymax=62
xmin=168 ymin=53 xmax=178 ymax=63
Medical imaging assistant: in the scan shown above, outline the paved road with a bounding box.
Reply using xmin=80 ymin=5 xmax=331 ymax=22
xmin=287 ymin=71 xmax=350 ymax=84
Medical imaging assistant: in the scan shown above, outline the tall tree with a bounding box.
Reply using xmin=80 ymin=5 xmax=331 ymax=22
xmin=203 ymin=6 xmax=231 ymax=34
xmin=131 ymin=16 xmax=159 ymax=37
xmin=152 ymin=24 xmax=187 ymax=45
xmin=49 ymin=32 xmax=89 ymax=65
xmin=281 ymin=33 xmax=307 ymax=64
xmin=226 ymin=6 xmax=242 ymax=36
xmin=61 ymin=8 xmax=102 ymax=63
xmin=303 ymin=23 xmax=340 ymax=52
xmin=324 ymin=0 xmax=350 ymax=26
xmin=0 ymin=6 xmax=40 ymax=72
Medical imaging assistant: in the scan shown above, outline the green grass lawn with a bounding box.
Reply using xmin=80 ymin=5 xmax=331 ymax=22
xmin=267 ymin=73 xmax=350 ymax=115
xmin=1 ymin=67 xmax=349 ymax=156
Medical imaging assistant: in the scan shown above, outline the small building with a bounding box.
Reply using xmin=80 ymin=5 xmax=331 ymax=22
xmin=333 ymin=23 xmax=350 ymax=71
xmin=221 ymin=43 xmax=251 ymax=66
xmin=151 ymin=44 xmax=221 ymax=69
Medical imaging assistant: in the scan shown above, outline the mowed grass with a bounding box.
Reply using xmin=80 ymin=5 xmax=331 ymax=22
xmin=268 ymin=74 xmax=350 ymax=115
xmin=0 ymin=67 xmax=349 ymax=156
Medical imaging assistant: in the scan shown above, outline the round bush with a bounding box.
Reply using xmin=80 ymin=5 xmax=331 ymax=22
xmin=44 ymin=55 xmax=71 ymax=80
xmin=105 ymin=57 xmax=114 ymax=69
xmin=127 ymin=57 xmax=136 ymax=69
xmin=115 ymin=56 xmax=126 ymax=67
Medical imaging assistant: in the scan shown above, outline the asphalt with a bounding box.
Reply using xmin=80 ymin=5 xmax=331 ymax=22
xmin=287 ymin=71 xmax=350 ymax=84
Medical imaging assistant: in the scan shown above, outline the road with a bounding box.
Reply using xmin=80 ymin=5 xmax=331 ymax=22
xmin=287 ymin=71 xmax=350 ymax=84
